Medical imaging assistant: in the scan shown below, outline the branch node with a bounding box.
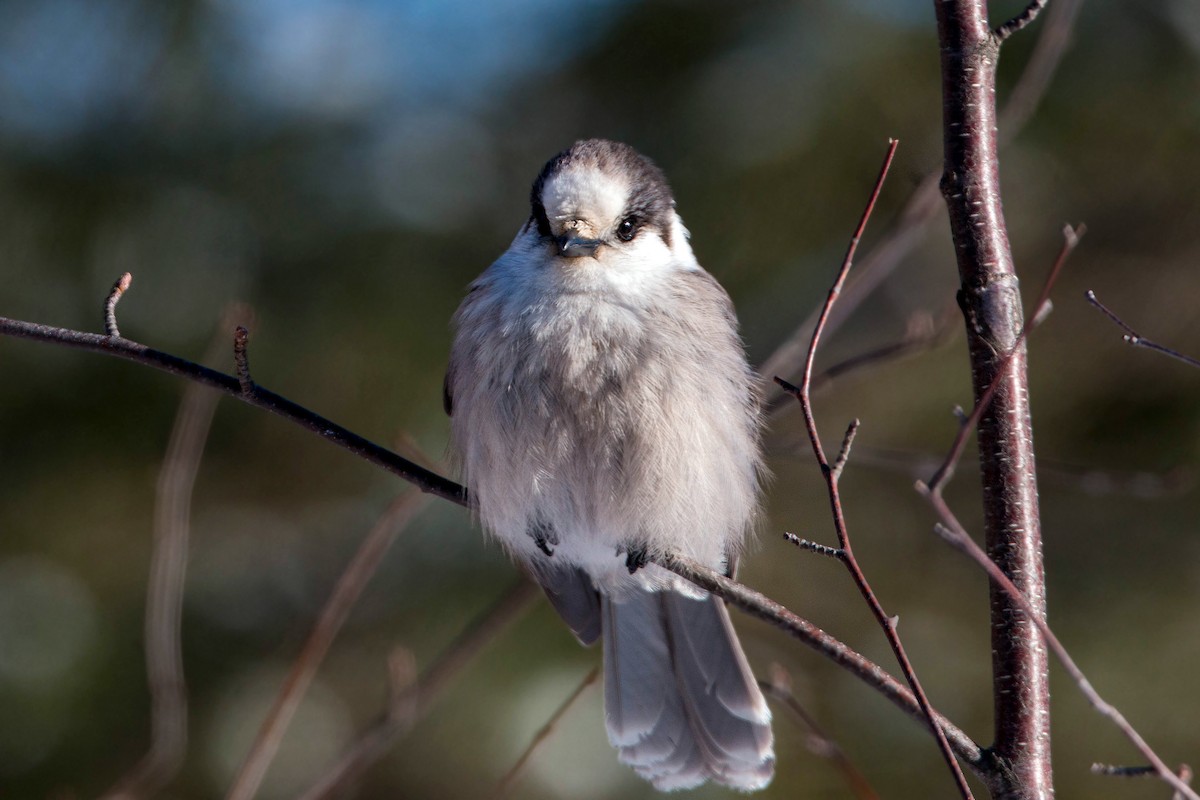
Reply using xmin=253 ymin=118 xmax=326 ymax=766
xmin=104 ymin=272 xmax=133 ymax=337
xmin=233 ymin=326 xmax=254 ymax=395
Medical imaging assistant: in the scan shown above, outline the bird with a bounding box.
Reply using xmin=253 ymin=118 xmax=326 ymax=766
xmin=445 ymin=139 xmax=773 ymax=791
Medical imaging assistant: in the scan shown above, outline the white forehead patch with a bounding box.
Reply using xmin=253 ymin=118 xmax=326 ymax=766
xmin=541 ymin=167 xmax=629 ymax=236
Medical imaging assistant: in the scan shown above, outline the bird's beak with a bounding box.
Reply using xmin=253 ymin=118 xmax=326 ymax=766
xmin=556 ymin=235 xmax=602 ymax=258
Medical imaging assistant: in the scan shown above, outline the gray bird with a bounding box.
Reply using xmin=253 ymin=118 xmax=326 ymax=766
xmin=445 ymin=139 xmax=773 ymax=791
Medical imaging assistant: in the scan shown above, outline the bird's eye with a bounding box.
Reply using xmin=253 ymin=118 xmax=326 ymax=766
xmin=616 ymin=217 xmax=638 ymax=242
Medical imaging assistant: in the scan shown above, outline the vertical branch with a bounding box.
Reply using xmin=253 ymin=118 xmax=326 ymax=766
xmin=933 ymin=3 xmax=1052 ymax=798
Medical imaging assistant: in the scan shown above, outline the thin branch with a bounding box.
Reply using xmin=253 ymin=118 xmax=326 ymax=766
xmin=226 ymin=489 xmax=432 ymax=800
xmin=102 ymin=305 xmax=248 ymax=799
xmin=760 ymin=665 xmax=879 ymax=800
xmin=995 ymin=0 xmax=1050 ymax=43
xmin=917 ymin=500 xmax=1199 ymax=800
xmin=0 ymin=315 xmax=466 ymax=506
xmin=1086 ymin=290 xmax=1200 ymax=370
xmin=927 ymin=224 xmax=1084 ymax=495
xmin=491 ymin=667 xmax=600 ymax=800
xmin=0 ymin=303 xmax=991 ymax=786
xmin=105 ymin=272 xmax=133 ymax=338
xmin=299 ymin=580 xmax=541 ymax=800
xmin=759 ymin=0 xmax=1083 ymax=405
xmin=775 ymin=138 xmax=974 ymax=800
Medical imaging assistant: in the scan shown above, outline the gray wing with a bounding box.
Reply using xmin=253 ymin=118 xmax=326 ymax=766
xmin=538 ymin=565 xmax=602 ymax=646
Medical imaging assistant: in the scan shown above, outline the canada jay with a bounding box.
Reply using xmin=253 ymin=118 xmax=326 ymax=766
xmin=445 ymin=139 xmax=773 ymax=791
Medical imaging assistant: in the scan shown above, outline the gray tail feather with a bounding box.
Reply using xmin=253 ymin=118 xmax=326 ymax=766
xmin=602 ymin=590 xmax=774 ymax=791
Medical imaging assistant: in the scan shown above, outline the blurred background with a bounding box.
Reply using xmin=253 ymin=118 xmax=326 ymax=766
xmin=2 ymin=0 xmax=1199 ymax=797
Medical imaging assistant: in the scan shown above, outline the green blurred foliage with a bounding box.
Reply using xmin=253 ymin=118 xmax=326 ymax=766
xmin=1 ymin=1 xmax=1199 ymax=798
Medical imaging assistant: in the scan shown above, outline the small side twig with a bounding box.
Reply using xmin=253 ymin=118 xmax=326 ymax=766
xmin=491 ymin=667 xmax=600 ymax=800
xmin=995 ymin=0 xmax=1050 ymax=43
xmin=1086 ymin=290 xmax=1200 ymax=370
xmin=105 ymin=272 xmax=133 ymax=337
xmin=233 ymin=325 xmax=254 ymax=395
xmin=760 ymin=665 xmax=879 ymax=800
xmin=831 ymin=418 xmax=860 ymax=480
xmin=775 ymin=138 xmax=974 ymax=800
xmin=784 ymin=533 xmax=843 ymax=560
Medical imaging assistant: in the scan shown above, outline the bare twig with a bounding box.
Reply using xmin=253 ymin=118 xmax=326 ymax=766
xmin=783 ymin=533 xmax=843 ymax=560
xmin=1086 ymin=291 xmax=1200 ymax=370
xmin=491 ymin=667 xmax=600 ymax=800
xmin=760 ymin=0 xmax=1084 ymax=406
xmin=775 ymin=138 xmax=974 ymax=800
xmin=105 ymin=272 xmax=133 ymax=338
xmin=0 ymin=313 xmax=466 ymax=506
xmin=299 ymin=580 xmax=540 ymax=800
xmin=919 ymin=507 xmax=1199 ymax=800
xmin=760 ymin=665 xmax=879 ymax=800
xmin=995 ymin=0 xmax=1051 ymax=42
xmin=995 ymin=0 xmax=1050 ymax=43
xmin=233 ymin=325 xmax=254 ymax=395
xmin=102 ymin=304 xmax=250 ymax=800
xmin=830 ymin=418 xmax=860 ymax=480
xmin=226 ymin=489 xmax=432 ymax=800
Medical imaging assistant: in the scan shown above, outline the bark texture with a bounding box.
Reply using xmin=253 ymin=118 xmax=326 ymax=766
xmin=933 ymin=3 xmax=1053 ymax=798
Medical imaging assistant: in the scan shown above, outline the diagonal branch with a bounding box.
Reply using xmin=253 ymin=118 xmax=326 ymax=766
xmin=1085 ymin=291 xmax=1200 ymax=370
xmin=776 ymin=138 xmax=975 ymax=800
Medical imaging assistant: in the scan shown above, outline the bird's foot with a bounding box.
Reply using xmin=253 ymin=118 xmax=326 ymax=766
xmin=528 ymin=520 xmax=557 ymax=557
xmin=624 ymin=545 xmax=649 ymax=574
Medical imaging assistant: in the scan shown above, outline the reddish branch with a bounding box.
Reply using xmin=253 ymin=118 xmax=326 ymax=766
xmin=775 ymin=139 xmax=975 ymax=800
xmin=933 ymin=3 xmax=1052 ymax=796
